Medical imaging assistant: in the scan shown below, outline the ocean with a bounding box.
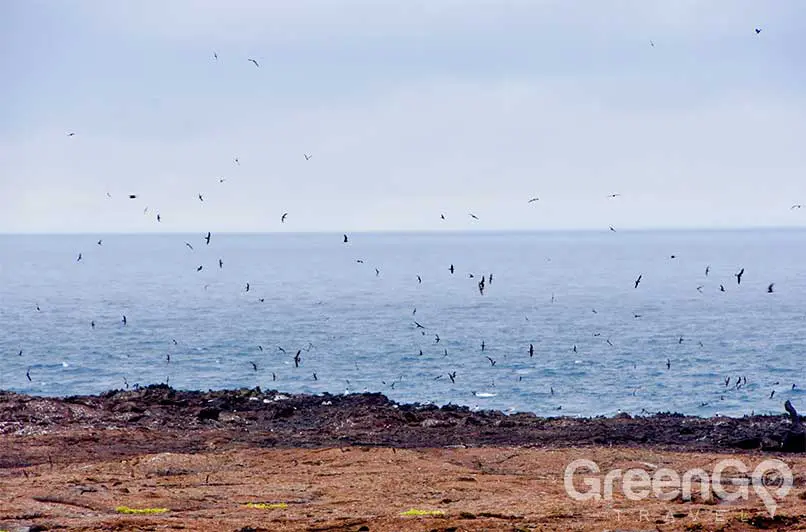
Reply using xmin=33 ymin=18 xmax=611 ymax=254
xmin=1 ymin=229 xmax=804 ymax=417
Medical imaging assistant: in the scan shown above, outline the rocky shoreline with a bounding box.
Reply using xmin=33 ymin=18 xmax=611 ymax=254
xmin=1 ymin=385 xmax=803 ymax=468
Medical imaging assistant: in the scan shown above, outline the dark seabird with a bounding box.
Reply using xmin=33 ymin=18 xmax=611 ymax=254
xmin=97 ymin=240 xmax=102 ymax=245
xmin=375 ymin=268 xmax=380 ymax=276
xmin=356 ymin=259 xmax=364 ymax=263
xmin=304 ymin=153 xmax=312 ymax=161
xmin=666 ymin=358 xmax=671 ymax=369
xmin=67 ymin=132 xmax=75 ymax=137
xmin=234 ymin=157 xmax=240 ymax=165
xmin=705 ymin=265 xmax=710 ymax=277
xmin=213 ymin=52 xmax=218 ymax=60
xmin=343 ymin=234 xmax=348 ymax=243
xmin=488 ymin=273 xmax=493 ymax=284
xmin=219 ymin=259 xmax=223 ymax=268
xmin=768 ymin=283 xmax=775 ymax=293
xmin=720 ymin=284 xmax=726 ymax=292
xmin=634 ymin=274 xmax=642 ymax=288
xmin=528 ymin=197 xmax=539 ymax=203
xmin=205 ymin=232 xmax=211 ymax=245
xmin=26 ymin=368 xmax=31 ymax=381
xmin=449 ymin=264 xmax=454 ymax=274
xmin=608 ymin=193 xmax=621 ymax=198
xmin=486 ymin=356 xmax=496 ymax=366
xmin=435 ymin=334 xmax=440 ymax=344
xmin=609 ymin=226 xmax=616 ymax=232
xmin=313 ymin=373 xmax=318 ymax=381
xmin=414 ymin=321 xmax=425 ymax=329
xmin=76 ymin=253 xmax=82 ymax=262
xmin=469 ymin=213 xmax=479 ymax=220
xmin=198 ymin=193 xmax=204 ymax=202
xmin=185 ymin=242 xmax=194 ymax=250
xmin=294 ymin=350 xmax=301 ymax=368
xmin=417 ymin=275 xmax=422 ymax=284
xmin=248 ymin=58 xmax=260 ymax=67
xmin=197 ymin=265 xmax=203 ymax=272
xmin=481 ymin=341 xmax=485 ymax=351
xmin=791 ymin=204 xmax=802 ymax=210
xmin=245 ymin=283 xmax=250 ymax=292
xmin=129 ymin=195 xmax=137 ymax=199
xmin=755 ymin=28 xmax=762 ymax=34
xmin=440 ymin=214 xmax=445 ymax=220
xmin=91 ymin=320 xmax=95 ymax=329
xmin=250 ymin=361 xmax=258 ymax=372
xmin=448 ymin=371 xmax=456 ymax=383
xmin=735 ymin=268 xmax=745 ymax=285
xmin=156 ymin=214 xmax=161 ymax=222
xmin=281 ymin=213 xmax=288 ymax=223
xmin=770 ymin=389 xmax=775 ymax=399
xmin=529 ymin=343 xmax=534 ymax=357
xmin=122 ymin=315 xmax=127 ymax=325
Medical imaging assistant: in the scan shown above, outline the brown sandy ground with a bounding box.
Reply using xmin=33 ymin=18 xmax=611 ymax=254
xmin=1 ymin=446 xmax=806 ymax=531
xmin=1 ymin=387 xmax=805 ymax=531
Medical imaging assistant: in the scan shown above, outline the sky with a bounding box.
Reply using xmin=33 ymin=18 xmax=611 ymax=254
xmin=1 ymin=0 xmax=805 ymax=233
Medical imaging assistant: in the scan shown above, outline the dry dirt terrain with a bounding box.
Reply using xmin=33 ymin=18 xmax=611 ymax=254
xmin=1 ymin=386 xmax=805 ymax=531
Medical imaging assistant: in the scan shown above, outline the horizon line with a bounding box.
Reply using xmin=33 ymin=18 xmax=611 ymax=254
xmin=2 ymin=225 xmax=806 ymax=236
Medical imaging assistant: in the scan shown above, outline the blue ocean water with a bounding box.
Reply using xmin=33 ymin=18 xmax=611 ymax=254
xmin=1 ymin=230 xmax=804 ymax=417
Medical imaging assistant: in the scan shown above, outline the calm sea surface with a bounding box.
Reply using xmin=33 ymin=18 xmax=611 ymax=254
xmin=1 ymin=230 xmax=804 ymax=417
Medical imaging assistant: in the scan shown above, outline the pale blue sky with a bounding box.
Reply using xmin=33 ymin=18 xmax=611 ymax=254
xmin=1 ymin=0 xmax=805 ymax=233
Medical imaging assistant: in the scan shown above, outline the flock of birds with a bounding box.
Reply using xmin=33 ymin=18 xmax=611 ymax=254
xmin=13 ymin=26 xmax=803 ymax=414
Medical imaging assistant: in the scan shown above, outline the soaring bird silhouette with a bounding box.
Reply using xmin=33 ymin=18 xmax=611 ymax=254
xmin=219 ymin=259 xmax=223 ymax=269
xmin=128 ymin=194 xmax=137 ymax=199
xmin=294 ymin=350 xmax=301 ymax=368
xmin=281 ymin=213 xmax=288 ymax=223
xmin=185 ymin=242 xmax=194 ymax=250
xmin=705 ymin=265 xmax=710 ymax=277
xmin=245 ymin=283 xmax=250 ymax=292
xmin=527 ymin=197 xmax=539 ymax=203
xmin=196 ymin=265 xmax=203 ymax=272
xmin=486 ymin=356 xmax=496 ymax=366
xmin=449 ymin=264 xmax=455 ymax=274
xmin=156 ymin=214 xmax=161 ymax=222
xmin=205 ymin=232 xmax=211 ymax=245
xmin=768 ymin=283 xmax=775 ymax=293
xmin=735 ymin=268 xmax=745 ymax=285
xmin=67 ymin=132 xmax=75 ymax=137
xmin=198 ymin=194 xmax=204 ymax=202
xmin=634 ymin=274 xmax=642 ymax=288
xmin=248 ymin=58 xmax=260 ymax=67
xmin=76 ymin=253 xmax=82 ymax=262
xmin=608 ymin=193 xmax=621 ymax=198
xmin=791 ymin=204 xmax=802 ymax=210
xmin=529 ymin=343 xmax=534 ymax=357
xmin=304 ymin=154 xmax=312 ymax=161
xmin=469 ymin=213 xmax=479 ymax=220
xmin=343 ymin=234 xmax=348 ymax=243
xmin=440 ymin=214 xmax=446 ymax=220
xmin=213 ymin=52 xmax=218 ymax=60
xmin=755 ymin=28 xmax=762 ymax=34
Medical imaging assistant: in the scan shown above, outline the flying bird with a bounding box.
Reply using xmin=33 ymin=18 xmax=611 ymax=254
xmin=250 ymin=361 xmax=258 ymax=372
xmin=650 ymin=40 xmax=655 ymax=47
xmin=122 ymin=315 xmax=127 ymax=325
xmin=634 ymin=274 xmax=642 ymax=288
xmin=608 ymin=194 xmax=621 ymax=198
xmin=245 ymin=283 xmax=250 ymax=292
xmin=791 ymin=204 xmax=802 ymax=210
xmin=527 ymin=197 xmax=539 ymax=203
xmin=205 ymin=232 xmax=211 ymax=245
xmin=469 ymin=213 xmax=479 ymax=220
xmin=185 ymin=242 xmax=194 ymax=250
xmin=156 ymin=214 xmax=161 ymax=222
xmin=755 ymin=28 xmax=762 ymax=34
xmin=343 ymin=234 xmax=348 ymax=243
xmin=248 ymin=58 xmax=260 ymax=67
xmin=486 ymin=356 xmax=496 ymax=366
xmin=219 ymin=259 xmax=223 ymax=269
xmin=67 ymin=132 xmax=75 ymax=137
xmin=281 ymin=213 xmax=288 ymax=223
xmin=294 ymin=350 xmax=301 ymax=368
xmin=213 ymin=52 xmax=218 ymax=60
xmin=198 ymin=193 xmax=204 ymax=202
xmin=440 ymin=214 xmax=446 ymax=220
xmin=76 ymin=253 xmax=82 ymax=262
xmin=735 ymin=268 xmax=745 ymax=285
xmin=768 ymin=283 xmax=775 ymax=293
xmin=609 ymin=226 xmax=616 ymax=232
xmin=234 ymin=157 xmax=240 ymax=165
xmin=196 ymin=265 xmax=203 ymax=272
xmin=705 ymin=265 xmax=710 ymax=277
xmin=417 ymin=275 xmax=422 ymax=284
xmin=449 ymin=264 xmax=455 ymax=274
xmin=128 ymin=195 xmax=137 ymax=199
xmin=304 ymin=154 xmax=312 ymax=161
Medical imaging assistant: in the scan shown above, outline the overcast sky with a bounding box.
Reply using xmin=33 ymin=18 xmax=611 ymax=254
xmin=1 ymin=0 xmax=805 ymax=233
